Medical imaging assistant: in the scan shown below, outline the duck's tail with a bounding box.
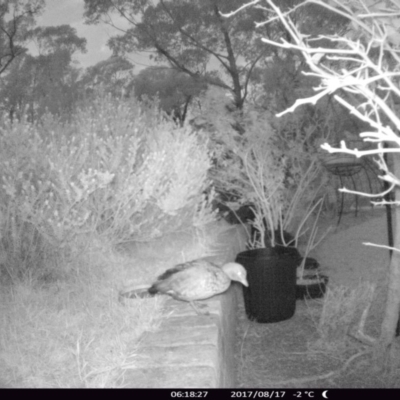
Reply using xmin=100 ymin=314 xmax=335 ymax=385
xmin=148 ymin=283 xmax=158 ymax=295
xmin=119 ymin=284 xmax=153 ymax=300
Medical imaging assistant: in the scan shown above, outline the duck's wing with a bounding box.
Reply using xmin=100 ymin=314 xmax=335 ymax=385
xmin=156 ymin=259 xmax=217 ymax=281
xmin=148 ymin=263 xmax=192 ymax=295
xmin=151 ymin=262 xmax=230 ymax=301
xmin=155 ymin=263 xmax=191 ymax=281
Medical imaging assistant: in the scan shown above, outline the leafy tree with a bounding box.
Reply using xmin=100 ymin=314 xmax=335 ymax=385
xmin=0 ymin=24 xmax=86 ymax=121
xmin=132 ymin=66 xmax=207 ymax=125
xmin=0 ymin=0 xmax=44 ymax=76
xmin=26 ymin=24 xmax=87 ymax=55
xmin=83 ymin=0 xmax=277 ymax=110
xmin=84 ymin=0 xmax=348 ymax=112
xmin=81 ymin=55 xmax=135 ymax=97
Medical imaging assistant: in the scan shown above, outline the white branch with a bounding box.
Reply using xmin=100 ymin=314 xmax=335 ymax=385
xmin=321 ymin=142 xmax=400 ymax=156
xmin=363 ymin=242 xmax=400 ymax=253
xmin=339 ymin=182 xmax=396 ymax=197
xmin=219 ymin=0 xmax=260 ymax=18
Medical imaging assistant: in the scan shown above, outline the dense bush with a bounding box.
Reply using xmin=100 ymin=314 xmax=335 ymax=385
xmin=0 ymin=95 xmax=215 ymax=280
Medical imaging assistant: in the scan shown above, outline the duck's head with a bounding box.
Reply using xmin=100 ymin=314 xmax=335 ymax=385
xmin=222 ymin=262 xmax=248 ymax=287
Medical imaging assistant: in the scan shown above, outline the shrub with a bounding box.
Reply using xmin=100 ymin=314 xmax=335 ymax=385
xmin=192 ymin=87 xmax=325 ymax=236
xmin=0 ymin=95 xmax=215 ymax=280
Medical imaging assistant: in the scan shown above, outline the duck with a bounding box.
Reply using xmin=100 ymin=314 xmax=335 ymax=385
xmin=119 ymin=259 xmax=248 ymax=315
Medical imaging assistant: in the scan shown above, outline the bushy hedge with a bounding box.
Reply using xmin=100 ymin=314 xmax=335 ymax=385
xmin=0 ymin=95 xmax=215 ymax=279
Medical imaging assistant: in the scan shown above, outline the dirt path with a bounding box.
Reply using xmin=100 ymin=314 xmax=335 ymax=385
xmin=234 ymin=208 xmax=400 ymax=388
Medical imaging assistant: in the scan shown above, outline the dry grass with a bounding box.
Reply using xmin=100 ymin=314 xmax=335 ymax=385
xmin=0 ymin=220 xmax=240 ymax=388
xmin=0 ymin=235 xmax=166 ymax=388
xmin=308 ymin=282 xmax=376 ymax=355
xmin=235 ymin=284 xmax=400 ymax=388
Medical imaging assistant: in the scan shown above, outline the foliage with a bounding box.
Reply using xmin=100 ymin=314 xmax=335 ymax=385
xmin=0 ymin=24 xmax=86 ymax=121
xmin=83 ymin=0 xmax=350 ymax=111
xmin=192 ymin=87 xmax=325 ymax=247
xmin=83 ymin=0 xmax=277 ymax=109
xmin=0 ymin=0 xmax=44 ymax=76
xmin=132 ymin=66 xmax=207 ymax=125
xmin=81 ymin=55 xmax=135 ymax=98
xmin=0 ymin=95 xmax=215 ymax=280
xmin=26 ymin=24 xmax=87 ymax=55
xmin=0 ymin=52 xmax=81 ymax=121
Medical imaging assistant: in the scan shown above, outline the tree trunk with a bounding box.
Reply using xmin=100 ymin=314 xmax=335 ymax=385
xmin=211 ymin=0 xmax=244 ymax=110
xmin=379 ymin=152 xmax=400 ymax=348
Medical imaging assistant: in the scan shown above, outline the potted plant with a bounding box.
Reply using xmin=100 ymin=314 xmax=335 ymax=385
xmin=266 ymin=163 xmax=331 ymax=300
xmin=205 ymin=108 xmax=328 ymax=321
xmin=233 ymin=144 xmax=299 ymax=323
xmin=235 ymin=153 xmax=329 ymax=321
xmin=245 ymin=159 xmax=326 ymax=254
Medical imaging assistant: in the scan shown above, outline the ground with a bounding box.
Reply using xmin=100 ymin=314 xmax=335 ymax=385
xmin=234 ymin=207 xmax=400 ymax=388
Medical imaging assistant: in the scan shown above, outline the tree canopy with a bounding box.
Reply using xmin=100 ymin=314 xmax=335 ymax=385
xmin=26 ymin=24 xmax=87 ymax=55
xmin=133 ymin=66 xmax=207 ymax=125
xmin=0 ymin=23 xmax=86 ymax=121
xmin=81 ymin=55 xmax=135 ymax=97
xmin=0 ymin=0 xmax=44 ymax=76
xmin=83 ymin=0 xmax=347 ymax=110
xmin=83 ymin=0 xmax=274 ymax=109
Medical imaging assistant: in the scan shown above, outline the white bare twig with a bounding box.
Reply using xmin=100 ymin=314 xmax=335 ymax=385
xmin=338 ymin=182 xmax=396 ymax=198
xmin=258 ymin=0 xmax=400 ymax=196
xmin=363 ymin=242 xmax=400 ymax=254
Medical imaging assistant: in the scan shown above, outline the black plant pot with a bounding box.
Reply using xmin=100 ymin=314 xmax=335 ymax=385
xmin=236 ymin=248 xmax=297 ymax=323
xmin=274 ymin=244 xmax=301 ymax=260
xmin=296 ymin=274 xmax=329 ymax=300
